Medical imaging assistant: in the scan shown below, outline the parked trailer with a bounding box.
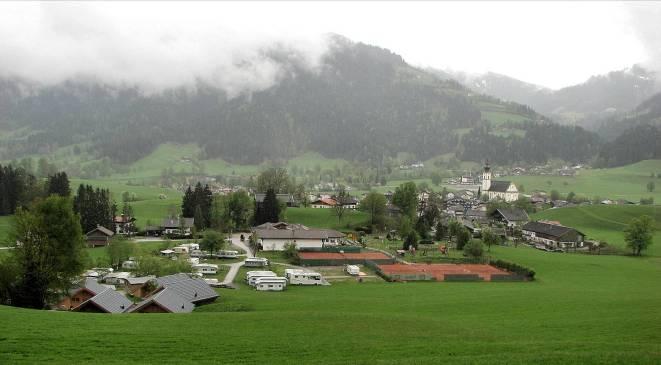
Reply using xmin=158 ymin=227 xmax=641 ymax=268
xmin=215 ymin=250 xmax=239 ymax=259
xmin=345 ymin=265 xmax=360 ymax=276
xmin=284 ymin=269 xmax=323 ymax=285
xmin=193 ymin=263 xmax=219 ymax=275
xmin=244 ymin=257 xmax=269 ymax=267
xmin=246 ymin=271 xmax=277 ymax=286
xmin=173 ymin=246 xmax=189 ymax=254
xmin=254 ymin=277 xmax=287 ymax=291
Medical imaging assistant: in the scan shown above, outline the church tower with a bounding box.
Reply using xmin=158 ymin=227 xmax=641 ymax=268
xmin=482 ymin=162 xmax=492 ymax=192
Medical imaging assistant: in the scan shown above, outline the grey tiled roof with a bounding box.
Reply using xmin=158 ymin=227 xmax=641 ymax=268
xmin=156 ymin=274 xmax=219 ymax=303
xmin=255 ymin=228 xmax=344 ymax=240
xmin=522 ymin=221 xmax=583 ymax=239
xmin=85 ymin=226 xmax=114 ymax=237
xmin=125 ymin=276 xmax=156 ymax=285
xmin=130 ymin=288 xmax=194 ymax=313
xmin=161 ymin=218 xmax=194 ymax=229
xmin=76 ymin=288 xmax=133 ymax=313
xmin=486 ymin=180 xmax=512 ymax=193
xmin=495 ymin=208 xmax=529 ymax=222
xmin=84 ymin=278 xmax=109 ymax=295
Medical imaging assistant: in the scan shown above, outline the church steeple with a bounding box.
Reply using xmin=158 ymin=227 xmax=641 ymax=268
xmin=482 ymin=160 xmax=492 ymax=191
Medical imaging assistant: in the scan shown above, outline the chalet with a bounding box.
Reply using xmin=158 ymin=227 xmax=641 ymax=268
xmin=161 ymin=217 xmax=195 ymax=236
xmin=128 ymin=288 xmax=194 ymax=313
xmin=113 ymin=214 xmax=136 ymax=235
xmin=479 ymin=163 xmax=519 ymax=202
xmin=338 ymin=196 xmax=359 ymax=209
xmin=253 ymin=222 xmax=345 ymax=251
xmin=155 ymin=273 xmax=219 ymax=304
xmin=123 ymin=276 xmax=156 ymax=298
xmin=465 ymin=209 xmax=488 ymax=223
xmin=491 ymin=208 xmax=529 ymax=227
xmin=254 ymin=193 xmax=298 ymax=208
xmin=522 ymin=221 xmax=585 ymax=249
xmin=56 ymin=278 xmax=110 ymax=311
xmin=85 ymin=225 xmax=114 ymax=247
xmin=310 ymin=197 xmax=337 ymax=209
xmin=73 ymin=287 xmax=133 ymax=313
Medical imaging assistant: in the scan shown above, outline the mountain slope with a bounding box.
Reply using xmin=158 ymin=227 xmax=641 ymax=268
xmin=0 ymin=36 xmax=597 ymax=166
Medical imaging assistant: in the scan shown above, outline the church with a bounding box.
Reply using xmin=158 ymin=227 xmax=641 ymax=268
xmin=479 ymin=163 xmax=519 ymax=202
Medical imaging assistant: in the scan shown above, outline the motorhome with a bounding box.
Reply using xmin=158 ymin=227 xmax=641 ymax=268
xmin=188 ymin=257 xmax=200 ymax=265
xmin=345 ymin=265 xmax=360 ymax=276
xmin=215 ymin=250 xmax=239 ymax=259
xmin=193 ymin=263 xmax=219 ymax=275
xmin=181 ymin=243 xmax=200 ymax=251
xmin=189 ymin=250 xmax=208 ymax=258
xmin=254 ymin=277 xmax=287 ymax=291
xmin=284 ymin=269 xmax=323 ymax=285
xmin=244 ymin=257 xmax=269 ymax=267
xmin=121 ymin=260 xmax=138 ymax=270
xmin=246 ymin=271 xmax=277 ymax=286
xmin=173 ymin=246 xmax=189 ymax=254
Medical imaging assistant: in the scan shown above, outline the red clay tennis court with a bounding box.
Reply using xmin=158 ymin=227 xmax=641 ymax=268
xmin=377 ymin=263 xmax=510 ymax=281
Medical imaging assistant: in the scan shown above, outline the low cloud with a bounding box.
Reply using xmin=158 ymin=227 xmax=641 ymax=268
xmin=0 ymin=3 xmax=330 ymax=96
xmin=627 ymin=3 xmax=661 ymax=77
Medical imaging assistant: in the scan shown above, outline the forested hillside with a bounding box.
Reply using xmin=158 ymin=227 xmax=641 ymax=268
xmin=0 ymin=36 xmax=598 ymax=167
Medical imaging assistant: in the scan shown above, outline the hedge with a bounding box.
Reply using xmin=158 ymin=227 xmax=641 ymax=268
xmin=490 ymin=259 xmax=536 ymax=280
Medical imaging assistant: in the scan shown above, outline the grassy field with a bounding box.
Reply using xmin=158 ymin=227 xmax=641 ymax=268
xmin=0 ymin=215 xmax=12 ymax=245
xmin=532 ymin=205 xmax=661 ymax=256
xmin=1 ymin=244 xmax=661 ymax=364
xmin=506 ymin=160 xmax=661 ymax=202
xmin=284 ymin=207 xmax=369 ymax=231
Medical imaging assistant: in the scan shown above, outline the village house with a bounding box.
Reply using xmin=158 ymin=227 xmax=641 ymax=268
xmin=155 ymin=273 xmax=219 ymax=305
xmin=522 ymin=221 xmax=585 ymax=249
xmin=252 ymin=222 xmax=345 ymax=251
xmin=161 ymin=217 xmax=195 ymax=236
xmin=491 ymin=208 xmax=530 ymax=228
xmin=73 ymin=287 xmax=133 ymax=313
xmin=479 ymin=163 xmax=519 ymax=202
xmin=113 ymin=214 xmax=136 ymax=235
xmin=85 ymin=225 xmax=114 ymax=247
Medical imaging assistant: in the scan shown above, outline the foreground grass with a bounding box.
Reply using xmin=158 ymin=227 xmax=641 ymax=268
xmin=533 ymin=205 xmax=661 ymax=256
xmin=0 ymin=215 xmax=12 ymax=245
xmin=2 ymin=246 xmax=661 ymax=364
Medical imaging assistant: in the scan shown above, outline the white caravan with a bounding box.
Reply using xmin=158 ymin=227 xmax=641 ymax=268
xmin=284 ymin=269 xmax=323 ymax=285
xmin=244 ymin=257 xmax=269 ymax=267
xmin=193 ymin=263 xmax=219 ymax=275
xmin=215 ymin=250 xmax=239 ymax=259
xmin=246 ymin=271 xmax=277 ymax=286
xmin=345 ymin=265 xmax=360 ymax=276
xmin=254 ymin=277 xmax=287 ymax=291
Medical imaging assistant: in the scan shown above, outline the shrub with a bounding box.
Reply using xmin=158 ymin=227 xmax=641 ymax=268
xmin=463 ymin=240 xmax=484 ymax=258
xmin=490 ymin=259 xmax=535 ymax=280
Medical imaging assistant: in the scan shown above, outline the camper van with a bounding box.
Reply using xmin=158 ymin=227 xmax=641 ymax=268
xmin=189 ymin=250 xmax=208 ymax=258
xmin=173 ymin=245 xmax=189 ymax=254
xmin=188 ymin=257 xmax=200 ymax=265
xmin=121 ymin=260 xmax=138 ymax=270
xmin=244 ymin=257 xmax=269 ymax=267
xmin=246 ymin=271 xmax=277 ymax=286
xmin=254 ymin=277 xmax=287 ymax=291
xmin=345 ymin=265 xmax=360 ymax=276
xmin=215 ymin=250 xmax=239 ymax=259
xmin=284 ymin=269 xmax=323 ymax=285
xmin=193 ymin=263 xmax=219 ymax=275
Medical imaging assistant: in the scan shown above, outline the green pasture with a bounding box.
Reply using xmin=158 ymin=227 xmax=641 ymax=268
xmin=0 ymin=215 xmax=12 ymax=245
xmin=506 ymin=160 xmax=661 ymax=202
xmin=2 ymin=245 xmax=661 ymax=364
xmin=532 ymin=205 xmax=661 ymax=256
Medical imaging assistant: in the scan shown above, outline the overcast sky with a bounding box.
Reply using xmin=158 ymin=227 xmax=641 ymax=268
xmin=0 ymin=1 xmax=659 ymax=93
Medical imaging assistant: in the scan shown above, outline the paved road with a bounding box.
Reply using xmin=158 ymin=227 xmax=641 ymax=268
xmin=219 ymin=234 xmax=254 ymax=286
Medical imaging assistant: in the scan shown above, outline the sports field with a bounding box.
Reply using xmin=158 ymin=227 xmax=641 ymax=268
xmin=1 ymin=244 xmax=660 ymax=364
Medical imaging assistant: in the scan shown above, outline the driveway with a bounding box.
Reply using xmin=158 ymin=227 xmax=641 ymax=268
xmin=219 ymin=234 xmax=254 ymax=286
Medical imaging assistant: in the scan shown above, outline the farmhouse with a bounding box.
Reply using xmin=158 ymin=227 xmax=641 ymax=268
xmin=522 ymin=221 xmax=585 ymax=249
xmin=85 ymin=225 xmax=114 ymax=247
xmin=161 ymin=217 xmax=195 ymax=236
xmin=310 ymin=197 xmax=337 ymax=208
xmin=491 ymin=208 xmax=529 ymax=227
xmin=252 ymin=222 xmax=345 ymax=251
xmin=479 ymin=163 xmax=519 ymax=202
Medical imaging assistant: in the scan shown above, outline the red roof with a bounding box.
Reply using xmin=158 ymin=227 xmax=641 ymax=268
xmin=312 ymin=198 xmax=337 ymax=206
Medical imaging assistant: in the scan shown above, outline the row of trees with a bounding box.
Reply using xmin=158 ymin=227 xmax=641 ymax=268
xmin=73 ymin=184 xmax=115 ymax=234
xmin=182 ymin=183 xmax=213 ymax=230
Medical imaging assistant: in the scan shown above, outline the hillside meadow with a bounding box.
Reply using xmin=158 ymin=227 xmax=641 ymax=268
xmin=506 ymin=159 xmax=661 ymax=203
xmin=1 ymin=245 xmax=661 ymax=364
xmin=532 ymin=204 xmax=661 ymax=256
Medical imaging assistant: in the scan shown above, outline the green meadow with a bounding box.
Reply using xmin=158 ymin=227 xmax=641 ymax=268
xmin=506 ymin=160 xmax=661 ymax=202
xmin=1 ymin=245 xmax=661 ymax=364
xmin=284 ymin=207 xmax=369 ymax=231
